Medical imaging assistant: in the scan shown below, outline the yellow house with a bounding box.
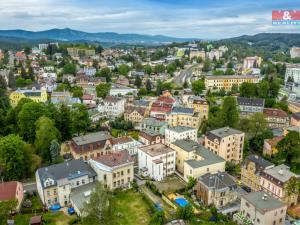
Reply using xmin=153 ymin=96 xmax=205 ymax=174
xmin=10 ymin=88 xmax=48 ymax=107
xmin=166 ymin=107 xmax=202 ymax=129
xmin=186 ymin=97 xmax=209 ymax=121
xmin=169 ymin=140 xmax=225 ymax=181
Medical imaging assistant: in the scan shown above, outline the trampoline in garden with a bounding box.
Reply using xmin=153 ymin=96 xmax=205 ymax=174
xmin=174 ymin=197 xmax=189 ymax=207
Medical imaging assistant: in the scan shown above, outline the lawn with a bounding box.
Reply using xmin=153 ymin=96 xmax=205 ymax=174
xmin=154 ymin=176 xmax=186 ymax=194
xmin=14 ymin=211 xmax=78 ymax=225
xmin=112 ymin=190 xmax=152 ymax=225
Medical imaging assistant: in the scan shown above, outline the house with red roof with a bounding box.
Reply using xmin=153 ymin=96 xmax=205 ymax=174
xmin=150 ymin=95 xmax=176 ymax=120
xmin=0 ymin=181 xmax=24 ymax=210
xmin=263 ymin=108 xmax=289 ymax=129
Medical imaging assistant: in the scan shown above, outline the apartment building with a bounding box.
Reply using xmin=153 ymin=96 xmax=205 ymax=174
xmin=243 ymin=56 xmax=262 ymax=69
xmin=263 ymin=108 xmax=289 ymax=129
xmin=69 ymin=132 xmax=112 ymax=160
xmin=166 ymin=107 xmax=202 ymax=129
xmin=140 ymin=117 xmax=167 ymax=135
xmin=233 ymin=191 xmax=286 ymax=225
xmin=291 ymin=112 xmax=300 ymax=126
xmin=186 ymin=96 xmax=209 ymax=121
xmin=10 ymin=88 xmax=48 ymax=107
xmin=288 ymin=101 xmax=300 ymax=114
xmin=98 ymin=96 xmax=126 ymax=119
xmin=285 ymin=64 xmax=300 ymax=84
xmin=237 ymin=97 xmax=264 ymax=116
xmin=139 ymin=130 xmax=165 ymax=146
xmin=138 ymin=143 xmax=176 ymax=181
xmin=260 ymin=164 xmax=299 ymax=206
xmin=205 ymin=127 xmax=245 ymax=163
xmin=36 ymin=160 xmax=97 ymax=207
xmin=89 ymin=150 xmax=134 ymax=189
xmin=196 ymin=172 xmax=238 ymax=208
xmin=165 ymin=126 xmax=197 ymax=146
xmin=0 ymin=181 xmax=24 ymax=211
xmin=111 ymin=136 xmax=142 ymax=155
xmin=241 ymin=155 xmax=274 ymax=191
xmin=290 ymin=47 xmax=300 ymax=59
xmin=124 ymin=106 xmax=148 ymax=125
xmin=170 ymin=140 xmax=225 ymax=181
xmin=205 ymin=75 xmax=259 ymax=91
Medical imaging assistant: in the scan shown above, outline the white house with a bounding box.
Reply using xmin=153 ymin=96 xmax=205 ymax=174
xmin=109 ymin=84 xmax=137 ymax=96
xmin=97 ymin=96 xmax=126 ymax=118
xmin=111 ymin=136 xmax=142 ymax=155
xmin=138 ymin=143 xmax=176 ymax=181
xmin=165 ymin=126 xmax=197 ymax=146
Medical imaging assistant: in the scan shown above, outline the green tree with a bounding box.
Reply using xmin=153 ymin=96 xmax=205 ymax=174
xmin=202 ymin=59 xmax=211 ymax=72
xmin=35 ymin=116 xmax=61 ymax=162
xmin=71 ymin=86 xmax=84 ymax=98
xmin=0 ymin=135 xmax=34 ymax=180
xmin=97 ymin=67 xmax=112 ymax=82
xmin=8 ymin=70 xmax=16 ymax=89
xmin=18 ymin=102 xmax=49 ymax=143
xmin=63 ymin=63 xmax=76 ymax=74
xmin=276 ymin=131 xmax=300 ymax=165
xmin=55 ymin=104 xmax=73 ymax=141
xmin=176 ymin=204 xmax=194 ymax=221
xmin=146 ymin=79 xmax=152 ymax=92
xmin=50 ymin=139 xmax=60 ymax=162
xmin=167 ymin=62 xmax=177 ymax=75
xmin=187 ymin=176 xmax=197 ymax=190
xmin=219 ymin=97 xmax=239 ymax=128
xmin=192 ymin=79 xmax=205 ymax=95
xmin=96 ymin=83 xmax=111 ymax=98
xmin=0 ymin=200 xmax=17 ymax=224
xmin=82 ymin=182 xmax=114 ymax=225
xmin=239 ymin=82 xmax=257 ymax=97
xmin=118 ymin=64 xmax=130 ymax=76
xmin=154 ymin=64 xmax=165 ymax=74
xmin=149 ymin=211 xmax=165 ymax=225
xmin=286 ymin=177 xmax=300 ymax=195
xmin=71 ymin=104 xmax=91 ymax=136
xmin=135 ymin=75 xmax=142 ymax=88
xmin=257 ymin=81 xmax=269 ymax=98
xmin=144 ymin=64 xmax=152 ymax=75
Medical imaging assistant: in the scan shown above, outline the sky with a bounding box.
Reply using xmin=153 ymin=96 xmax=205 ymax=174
xmin=0 ymin=0 xmax=299 ymax=39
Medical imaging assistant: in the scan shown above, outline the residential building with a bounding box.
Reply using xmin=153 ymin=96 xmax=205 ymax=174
xmin=36 ymin=159 xmax=97 ymax=207
xmin=288 ymin=101 xmax=300 ymax=113
xmin=67 ymin=48 xmax=95 ymax=57
xmin=243 ymin=56 xmax=262 ymax=69
xmin=138 ymin=143 xmax=176 ymax=181
xmin=186 ymin=96 xmax=209 ymax=121
xmin=260 ymin=164 xmax=299 ymax=206
xmin=98 ymin=96 xmax=126 ymax=119
xmin=189 ymin=49 xmax=206 ymax=60
xmin=233 ymin=191 xmax=286 ymax=225
xmin=0 ymin=181 xmax=24 ymax=211
xmin=150 ymin=96 xmax=176 ymax=120
xmin=69 ymin=132 xmax=112 ymax=160
xmin=139 ymin=130 xmax=165 ymax=146
xmin=263 ymin=136 xmax=284 ymax=156
xmin=285 ymin=64 xmax=300 ymax=84
xmin=165 ymin=126 xmax=197 ymax=146
xmin=124 ymin=106 xmax=148 ymax=125
xmin=263 ymin=108 xmax=289 ymax=129
xmin=140 ymin=117 xmax=167 ymax=135
xmin=205 ymin=127 xmax=245 ymax=163
xmin=241 ymin=155 xmax=274 ymax=191
xmin=170 ymin=140 xmax=225 ymax=181
xmin=89 ymin=150 xmax=134 ymax=189
xmin=109 ymin=84 xmax=137 ymax=96
xmin=70 ymin=182 xmax=96 ymax=216
xmin=166 ymin=107 xmax=202 ymax=129
xmin=182 ymin=89 xmax=194 ymax=105
xmin=111 ymin=136 xmax=142 ymax=155
xmin=237 ymin=97 xmax=264 ymax=116
xmin=195 ymin=172 xmax=238 ymax=208
xmin=291 ymin=112 xmax=300 ymax=126
xmin=76 ymin=75 xmax=105 ymax=89
xmin=10 ymin=88 xmax=48 ymax=107
xmin=205 ymin=75 xmax=259 ymax=91
xmin=290 ymin=47 xmax=300 ymax=59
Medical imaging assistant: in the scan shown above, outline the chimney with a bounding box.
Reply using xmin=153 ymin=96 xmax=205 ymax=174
xmin=278 ymin=169 xmax=284 ymax=175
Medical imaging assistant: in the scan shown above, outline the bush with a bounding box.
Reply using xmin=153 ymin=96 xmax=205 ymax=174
xmin=145 ymin=181 xmax=161 ymax=196
xmin=68 ymin=217 xmax=81 ymax=225
xmin=22 ymin=199 xmax=32 ymax=208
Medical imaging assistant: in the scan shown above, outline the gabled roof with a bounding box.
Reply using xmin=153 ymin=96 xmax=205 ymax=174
xmin=292 ymin=112 xmax=300 ymax=120
xmin=92 ymin=150 xmax=134 ymax=167
xmin=0 ymin=181 xmax=20 ymax=201
xmin=111 ymin=136 xmax=134 ymax=145
xmin=263 ymin=108 xmax=288 ymax=118
xmin=237 ymin=97 xmax=265 ymax=107
xmin=171 ymin=107 xmax=194 ymax=115
xmin=37 ymin=159 xmax=96 ymax=189
xmin=242 ymin=155 xmax=274 ymax=171
xmin=199 ymin=172 xmax=236 ymax=191
xmin=72 ymin=132 xmax=111 ymax=146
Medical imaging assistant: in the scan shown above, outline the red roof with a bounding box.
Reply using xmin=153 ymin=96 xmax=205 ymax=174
xmin=151 ymin=102 xmax=173 ymax=113
xmin=263 ymin=108 xmax=288 ymax=118
xmin=93 ymin=150 xmax=133 ymax=167
xmin=111 ymin=136 xmax=133 ymax=145
xmin=157 ymin=96 xmax=175 ymax=104
xmin=82 ymin=94 xmax=93 ymax=100
xmin=0 ymin=181 xmax=19 ymax=201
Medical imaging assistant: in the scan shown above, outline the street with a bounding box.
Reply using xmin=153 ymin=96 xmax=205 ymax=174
xmin=173 ymin=64 xmax=198 ymax=86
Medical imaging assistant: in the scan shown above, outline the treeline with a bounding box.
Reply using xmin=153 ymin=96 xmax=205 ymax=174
xmin=0 ymin=89 xmax=91 ymax=181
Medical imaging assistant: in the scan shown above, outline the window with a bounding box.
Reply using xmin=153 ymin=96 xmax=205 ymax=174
xmin=104 ymin=174 xmax=107 ymax=180
xmin=82 ymin=179 xmax=85 ymax=185
xmin=257 ymin=218 xmax=260 ymax=223
xmin=76 ymin=181 xmax=80 ymax=186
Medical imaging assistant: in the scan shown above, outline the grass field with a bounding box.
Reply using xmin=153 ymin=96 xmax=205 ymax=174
xmin=112 ymin=190 xmax=152 ymax=225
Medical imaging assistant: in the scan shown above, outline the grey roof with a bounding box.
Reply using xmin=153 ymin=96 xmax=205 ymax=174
xmin=166 ymin=126 xmax=196 ymax=133
xmin=70 ymin=182 xmax=96 ymax=213
xmin=134 ymin=99 xmax=151 ymax=107
xmin=199 ymin=172 xmax=237 ymax=191
xmin=206 ymin=127 xmax=243 ymax=142
xmin=262 ymin=164 xmax=299 ymax=183
xmin=141 ymin=117 xmax=166 ymax=127
xmin=37 ymin=160 xmax=97 ymax=189
xmin=172 ymin=140 xmax=225 ymax=168
xmin=242 ymin=155 xmax=274 ymax=171
xmin=171 ymin=107 xmax=194 ymax=115
xmin=242 ymin=191 xmax=286 ymax=213
xmin=237 ymin=97 xmax=265 ymax=107
xmin=72 ymin=132 xmax=111 ymax=146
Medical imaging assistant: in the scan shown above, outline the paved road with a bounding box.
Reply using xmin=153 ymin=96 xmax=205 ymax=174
xmin=23 ymin=182 xmax=37 ymax=192
xmin=173 ymin=64 xmax=198 ymax=86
